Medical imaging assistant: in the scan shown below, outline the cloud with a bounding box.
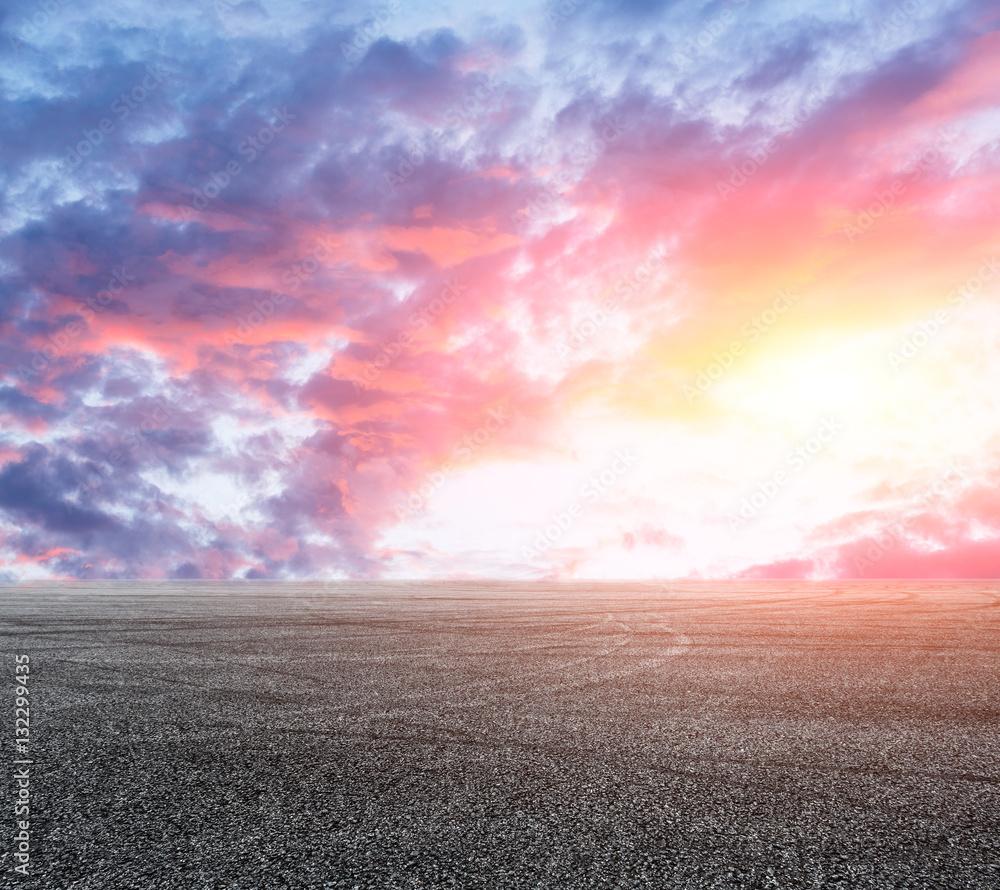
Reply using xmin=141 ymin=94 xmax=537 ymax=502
xmin=1 ymin=0 xmax=998 ymax=578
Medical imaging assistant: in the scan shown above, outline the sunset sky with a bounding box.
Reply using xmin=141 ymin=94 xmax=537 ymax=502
xmin=1 ymin=0 xmax=998 ymax=580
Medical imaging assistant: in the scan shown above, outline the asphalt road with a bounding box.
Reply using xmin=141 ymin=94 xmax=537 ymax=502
xmin=1 ymin=581 xmax=998 ymax=889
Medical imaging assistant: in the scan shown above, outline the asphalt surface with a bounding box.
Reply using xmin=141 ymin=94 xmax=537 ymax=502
xmin=1 ymin=581 xmax=998 ymax=889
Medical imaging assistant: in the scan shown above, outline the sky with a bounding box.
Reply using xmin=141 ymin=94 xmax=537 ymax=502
xmin=0 ymin=0 xmax=998 ymax=581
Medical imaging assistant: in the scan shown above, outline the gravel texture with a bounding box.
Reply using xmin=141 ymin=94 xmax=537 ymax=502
xmin=1 ymin=580 xmax=998 ymax=889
